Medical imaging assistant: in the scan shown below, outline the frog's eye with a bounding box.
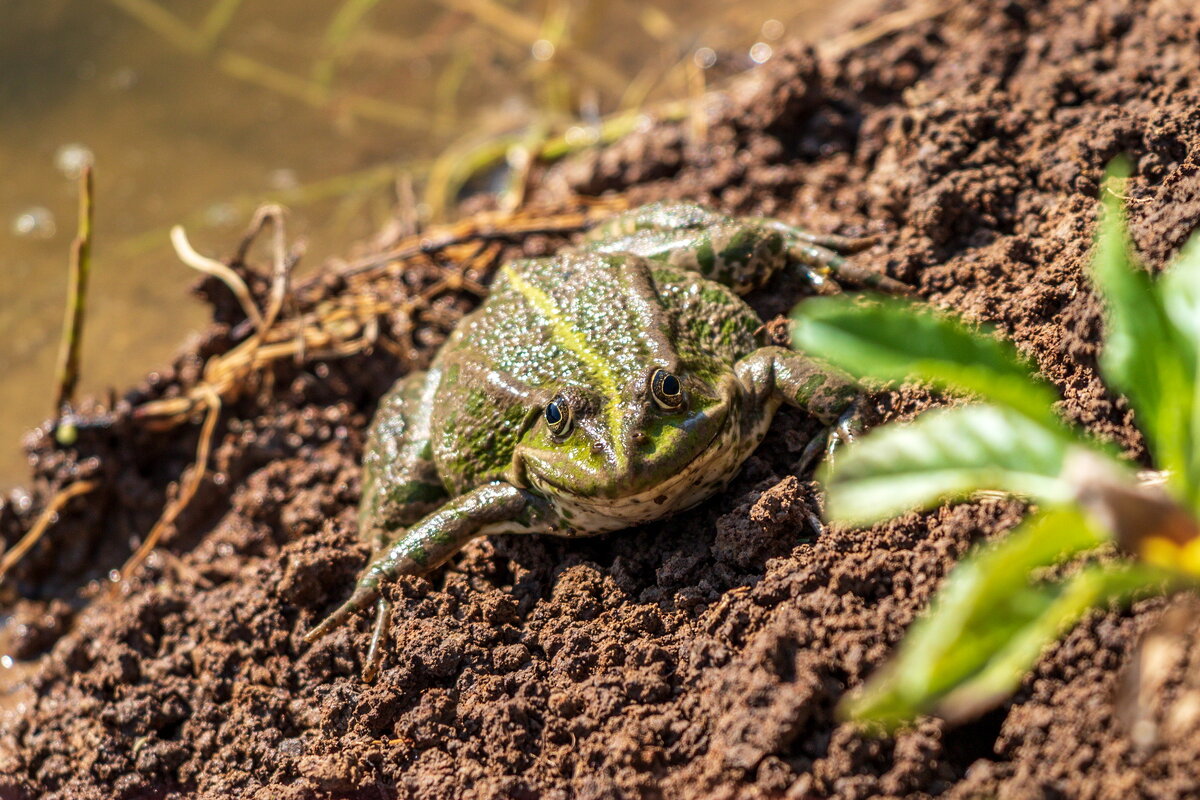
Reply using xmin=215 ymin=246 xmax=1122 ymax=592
xmin=544 ymin=395 xmax=572 ymax=437
xmin=650 ymin=369 xmax=685 ymax=410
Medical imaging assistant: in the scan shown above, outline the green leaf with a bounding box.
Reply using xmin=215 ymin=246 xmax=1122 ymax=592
xmin=1092 ymin=163 xmax=1196 ymax=498
xmin=791 ymin=296 xmax=1062 ymax=431
xmin=841 ymin=509 xmax=1166 ymax=728
xmin=933 ymin=563 xmax=1173 ymax=721
xmin=1162 ymin=235 xmax=1200 ymax=347
xmin=822 ymin=404 xmax=1089 ymax=525
xmin=1160 ymin=234 xmax=1200 ymax=509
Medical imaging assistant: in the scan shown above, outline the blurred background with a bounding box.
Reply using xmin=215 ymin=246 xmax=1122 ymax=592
xmin=0 ymin=0 xmax=840 ymax=489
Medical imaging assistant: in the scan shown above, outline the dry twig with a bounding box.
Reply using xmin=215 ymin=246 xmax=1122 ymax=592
xmin=117 ymin=389 xmax=222 ymax=585
xmin=0 ymin=481 xmax=100 ymax=584
xmin=170 ymin=226 xmax=265 ymax=331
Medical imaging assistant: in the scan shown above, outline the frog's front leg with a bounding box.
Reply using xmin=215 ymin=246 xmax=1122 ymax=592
xmin=355 ymin=370 xmax=450 ymax=677
xmin=736 ymin=346 xmax=863 ymax=467
xmin=306 ymin=482 xmax=548 ymax=680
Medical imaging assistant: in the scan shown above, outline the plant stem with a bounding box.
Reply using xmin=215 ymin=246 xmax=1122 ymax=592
xmin=53 ymin=165 xmax=95 ymax=420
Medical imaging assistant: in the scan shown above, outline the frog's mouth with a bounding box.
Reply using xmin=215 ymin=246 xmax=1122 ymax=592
xmin=522 ymin=388 xmax=744 ymax=506
xmin=523 ymin=409 xmax=746 ymax=533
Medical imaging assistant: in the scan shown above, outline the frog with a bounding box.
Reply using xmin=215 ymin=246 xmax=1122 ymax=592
xmin=305 ymin=202 xmax=909 ymax=680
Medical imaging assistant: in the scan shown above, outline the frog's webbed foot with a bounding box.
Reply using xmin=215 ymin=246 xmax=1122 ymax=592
xmin=826 ymin=401 xmax=863 ymax=459
xmin=303 ymin=589 xmax=396 ymax=682
xmin=304 ymin=483 xmax=533 ymax=681
xmin=304 ymin=570 xmax=384 ymax=645
xmin=796 ymin=402 xmax=863 ymax=475
xmin=764 ymin=219 xmax=912 ymax=296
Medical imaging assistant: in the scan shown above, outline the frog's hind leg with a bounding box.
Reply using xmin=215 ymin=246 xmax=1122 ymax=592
xmin=765 ymin=219 xmax=912 ymax=296
xmin=583 ymin=202 xmax=911 ymax=296
xmin=582 ymin=201 xmax=722 ymax=242
xmin=360 ymin=369 xmax=448 ymax=538
xmin=582 ymin=208 xmax=790 ymax=294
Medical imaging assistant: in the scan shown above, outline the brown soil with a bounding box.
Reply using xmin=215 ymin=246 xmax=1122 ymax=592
xmin=5 ymin=0 xmax=1200 ymax=797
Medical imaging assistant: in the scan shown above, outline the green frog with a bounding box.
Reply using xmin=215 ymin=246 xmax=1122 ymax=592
xmin=305 ymin=202 xmax=908 ymax=679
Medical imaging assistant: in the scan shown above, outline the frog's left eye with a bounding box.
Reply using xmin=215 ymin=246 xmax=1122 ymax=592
xmin=650 ymin=369 xmax=684 ymax=410
xmin=544 ymin=395 xmax=572 ymax=437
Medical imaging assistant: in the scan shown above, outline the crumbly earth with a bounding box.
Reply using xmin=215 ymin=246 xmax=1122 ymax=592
xmin=4 ymin=0 xmax=1200 ymax=797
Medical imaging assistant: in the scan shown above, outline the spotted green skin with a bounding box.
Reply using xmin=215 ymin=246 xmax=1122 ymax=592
xmin=308 ymin=202 xmax=895 ymax=679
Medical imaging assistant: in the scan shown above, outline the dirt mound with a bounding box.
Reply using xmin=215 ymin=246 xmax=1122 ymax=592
xmin=5 ymin=0 xmax=1200 ymax=797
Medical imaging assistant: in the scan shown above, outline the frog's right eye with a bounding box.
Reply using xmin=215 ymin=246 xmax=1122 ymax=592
xmin=544 ymin=395 xmax=572 ymax=437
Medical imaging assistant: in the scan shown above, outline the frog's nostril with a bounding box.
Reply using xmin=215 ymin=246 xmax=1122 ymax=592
xmin=591 ymin=441 xmax=604 ymax=454
xmin=632 ymin=431 xmax=648 ymax=446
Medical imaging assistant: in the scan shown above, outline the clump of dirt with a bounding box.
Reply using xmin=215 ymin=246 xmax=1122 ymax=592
xmin=5 ymin=0 xmax=1200 ymax=797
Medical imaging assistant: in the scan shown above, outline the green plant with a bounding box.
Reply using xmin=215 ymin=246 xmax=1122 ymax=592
xmin=790 ymin=160 xmax=1200 ymax=728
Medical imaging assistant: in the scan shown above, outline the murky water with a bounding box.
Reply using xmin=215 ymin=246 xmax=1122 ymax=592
xmin=0 ymin=0 xmax=834 ymax=489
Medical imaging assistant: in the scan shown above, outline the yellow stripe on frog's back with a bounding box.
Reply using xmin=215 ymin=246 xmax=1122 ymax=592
xmin=500 ymin=264 xmax=629 ymax=465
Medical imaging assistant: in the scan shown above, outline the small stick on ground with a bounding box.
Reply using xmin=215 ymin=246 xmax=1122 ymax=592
xmin=53 ymin=165 xmax=95 ymax=424
xmin=117 ymin=389 xmax=223 ymax=588
xmin=336 ymin=202 xmax=624 ymax=278
xmin=0 ymin=480 xmax=100 ymax=583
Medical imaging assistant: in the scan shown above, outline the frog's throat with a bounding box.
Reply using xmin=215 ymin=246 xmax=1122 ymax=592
xmin=527 ymin=407 xmax=765 ymax=534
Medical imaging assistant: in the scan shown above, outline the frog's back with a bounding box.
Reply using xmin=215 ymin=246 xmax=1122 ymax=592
xmin=428 ymin=252 xmax=762 ymax=491
xmin=451 ymin=254 xmax=763 ymax=382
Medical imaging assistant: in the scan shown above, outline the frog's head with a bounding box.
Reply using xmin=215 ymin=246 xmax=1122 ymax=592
xmin=513 ymin=365 xmax=740 ymax=503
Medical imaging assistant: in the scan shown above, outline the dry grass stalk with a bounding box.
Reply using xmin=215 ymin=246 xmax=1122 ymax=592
xmin=0 ymin=480 xmax=100 ymax=584
xmin=118 ymin=388 xmax=223 ymax=585
xmin=170 ymin=226 xmax=265 ymax=331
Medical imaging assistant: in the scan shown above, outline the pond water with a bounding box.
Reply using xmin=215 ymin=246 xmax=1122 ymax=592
xmin=0 ymin=0 xmax=837 ymax=489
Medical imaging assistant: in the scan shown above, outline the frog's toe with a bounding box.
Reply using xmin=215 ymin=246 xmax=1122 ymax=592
xmin=796 ymin=402 xmax=863 ymax=473
xmin=825 ymin=403 xmax=864 ymax=461
xmin=826 ymin=233 xmax=879 ymax=254
xmin=361 ymin=596 xmax=393 ymax=682
xmin=797 ymin=428 xmax=832 ymax=474
xmin=304 ymin=579 xmax=381 ymax=643
xmin=788 ymin=242 xmax=914 ymax=296
xmin=765 ymin=219 xmax=878 ymax=254
xmin=828 ymin=260 xmax=915 ymax=296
